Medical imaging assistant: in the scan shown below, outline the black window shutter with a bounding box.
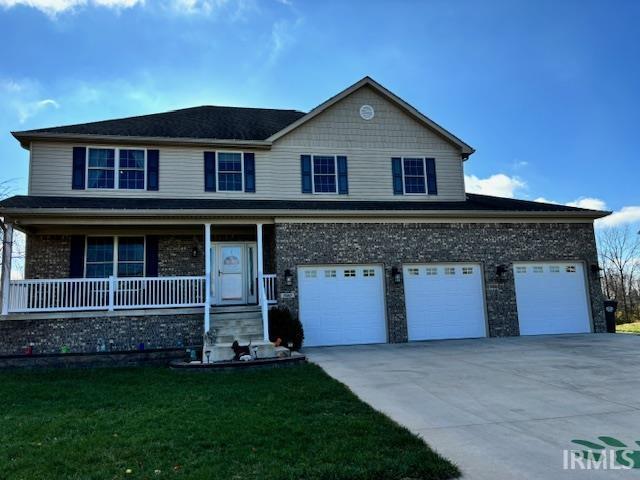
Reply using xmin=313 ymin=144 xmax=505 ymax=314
xmin=147 ymin=149 xmax=159 ymax=191
xmin=425 ymin=158 xmax=437 ymax=195
xmin=391 ymin=157 xmax=403 ymax=195
xmin=244 ymin=152 xmax=256 ymax=193
xmin=204 ymin=151 xmax=216 ymax=192
xmin=337 ymin=156 xmax=348 ymax=194
xmin=72 ymin=147 xmax=86 ymax=190
xmin=301 ymin=155 xmax=312 ymax=193
xmin=145 ymin=235 xmax=159 ymax=277
xmin=69 ymin=235 xmax=85 ymax=278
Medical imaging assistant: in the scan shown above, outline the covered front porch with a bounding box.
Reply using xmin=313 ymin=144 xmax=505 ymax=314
xmin=0 ymin=219 xmax=279 ymax=357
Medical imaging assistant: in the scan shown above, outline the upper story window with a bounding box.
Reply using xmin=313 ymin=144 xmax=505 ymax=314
xmin=218 ymin=152 xmax=243 ymax=191
xmin=403 ymin=158 xmax=426 ymax=194
xmin=313 ymin=155 xmax=337 ymax=193
xmin=87 ymin=147 xmax=145 ymax=190
xmin=87 ymin=148 xmax=115 ymax=189
xmin=392 ymin=157 xmax=437 ymax=196
xmin=85 ymin=236 xmax=145 ymax=278
xmin=119 ymin=150 xmax=145 ymax=189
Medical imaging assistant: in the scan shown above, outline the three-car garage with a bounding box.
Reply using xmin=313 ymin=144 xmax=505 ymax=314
xmin=297 ymin=260 xmax=593 ymax=347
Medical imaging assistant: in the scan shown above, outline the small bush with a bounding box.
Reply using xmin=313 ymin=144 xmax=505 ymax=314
xmin=268 ymin=307 xmax=304 ymax=350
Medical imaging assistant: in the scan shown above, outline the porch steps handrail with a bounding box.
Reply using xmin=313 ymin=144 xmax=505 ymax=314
xmin=262 ymin=274 xmax=277 ymax=305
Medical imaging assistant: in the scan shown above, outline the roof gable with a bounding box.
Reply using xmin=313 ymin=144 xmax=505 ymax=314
xmin=267 ymin=76 xmax=475 ymax=158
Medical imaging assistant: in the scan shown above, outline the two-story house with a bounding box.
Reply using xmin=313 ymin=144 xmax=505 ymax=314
xmin=0 ymin=77 xmax=609 ymax=360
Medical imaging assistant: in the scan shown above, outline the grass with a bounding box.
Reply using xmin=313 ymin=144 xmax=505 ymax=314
xmin=617 ymin=322 xmax=640 ymax=334
xmin=0 ymin=364 xmax=458 ymax=480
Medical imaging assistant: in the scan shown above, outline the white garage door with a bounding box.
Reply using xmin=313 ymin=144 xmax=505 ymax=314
xmin=514 ymin=262 xmax=591 ymax=335
xmin=298 ymin=265 xmax=386 ymax=347
xmin=403 ymin=263 xmax=486 ymax=341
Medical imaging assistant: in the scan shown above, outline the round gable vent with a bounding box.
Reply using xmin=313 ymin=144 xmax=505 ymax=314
xmin=359 ymin=104 xmax=375 ymax=120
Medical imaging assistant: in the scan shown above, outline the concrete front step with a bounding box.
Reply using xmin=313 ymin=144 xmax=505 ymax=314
xmin=203 ymin=341 xmax=276 ymax=362
xmin=215 ymin=334 xmax=264 ymax=344
xmin=210 ymin=305 xmax=260 ymax=314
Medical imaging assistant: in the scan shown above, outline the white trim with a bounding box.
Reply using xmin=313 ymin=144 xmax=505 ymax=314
xmin=310 ymin=154 xmax=338 ymax=195
xmin=85 ymin=146 xmax=147 ymax=191
xmin=216 ymin=151 xmax=244 ymax=192
xmin=84 ymin=235 xmax=146 ymax=278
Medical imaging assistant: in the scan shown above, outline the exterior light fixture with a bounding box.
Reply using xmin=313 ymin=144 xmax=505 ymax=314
xmin=496 ymin=264 xmax=508 ymax=279
xmin=391 ymin=266 xmax=402 ymax=284
xmin=284 ymin=269 xmax=293 ymax=286
xmin=590 ymin=264 xmax=603 ymax=277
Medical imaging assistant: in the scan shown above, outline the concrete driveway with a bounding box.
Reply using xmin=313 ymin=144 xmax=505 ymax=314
xmin=306 ymin=334 xmax=640 ymax=479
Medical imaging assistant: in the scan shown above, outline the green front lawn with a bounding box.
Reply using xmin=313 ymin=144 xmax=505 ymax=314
xmin=0 ymin=364 xmax=458 ymax=480
xmin=617 ymin=322 xmax=640 ymax=334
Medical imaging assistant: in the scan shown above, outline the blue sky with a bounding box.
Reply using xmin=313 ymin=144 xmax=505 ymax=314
xmin=0 ymin=0 xmax=639 ymax=228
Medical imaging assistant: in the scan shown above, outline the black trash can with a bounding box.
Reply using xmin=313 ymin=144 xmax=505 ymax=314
xmin=604 ymin=300 xmax=618 ymax=333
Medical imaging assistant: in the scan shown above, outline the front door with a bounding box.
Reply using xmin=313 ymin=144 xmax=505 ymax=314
xmin=212 ymin=243 xmax=258 ymax=305
xmin=217 ymin=244 xmax=244 ymax=304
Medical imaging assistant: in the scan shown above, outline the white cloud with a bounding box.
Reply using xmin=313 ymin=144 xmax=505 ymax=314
xmin=0 ymin=77 xmax=61 ymax=123
xmin=597 ymin=206 xmax=640 ymax=228
xmin=16 ymin=98 xmax=60 ymax=123
xmin=534 ymin=195 xmax=639 ymax=229
xmin=464 ymin=173 xmax=526 ymax=198
xmin=160 ymin=0 xmax=256 ymax=18
xmin=566 ymin=197 xmax=608 ymax=211
xmin=0 ymin=0 xmax=143 ymax=15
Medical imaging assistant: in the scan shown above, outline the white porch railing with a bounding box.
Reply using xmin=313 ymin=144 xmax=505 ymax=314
xmin=115 ymin=277 xmax=206 ymax=309
xmin=8 ymin=278 xmax=111 ymax=313
xmin=263 ymin=274 xmax=277 ymax=304
xmin=5 ymin=275 xmax=277 ymax=314
xmin=7 ymin=276 xmax=206 ymax=313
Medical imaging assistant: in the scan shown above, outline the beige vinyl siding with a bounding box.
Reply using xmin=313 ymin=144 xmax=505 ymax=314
xmin=28 ymin=86 xmax=466 ymax=201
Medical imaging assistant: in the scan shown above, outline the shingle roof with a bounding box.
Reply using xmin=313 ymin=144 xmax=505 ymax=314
xmin=0 ymin=194 xmax=610 ymax=217
xmin=13 ymin=106 xmax=306 ymax=141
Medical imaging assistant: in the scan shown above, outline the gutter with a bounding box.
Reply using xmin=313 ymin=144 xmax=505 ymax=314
xmin=0 ymin=207 xmax=611 ymax=220
xmin=11 ymin=132 xmax=273 ymax=150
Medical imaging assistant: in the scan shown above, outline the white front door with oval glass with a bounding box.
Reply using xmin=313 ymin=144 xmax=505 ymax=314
xmin=212 ymin=243 xmax=258 ymax=305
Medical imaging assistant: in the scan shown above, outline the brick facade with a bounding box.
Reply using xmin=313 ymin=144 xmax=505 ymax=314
xmin=24 ymin=231 xmax=275 ymax=279
xmin=158 ymin=235 xmax=205 ymax=276
xmin=25 ymin=235 xmax=72 ymax=279
xmin=275 ymin=222 xmax=606 ymax=342
xmin=14 ymin=222 xmax=605 ymax=353
xmin=0 ymin=312 xmax=202 ymax=355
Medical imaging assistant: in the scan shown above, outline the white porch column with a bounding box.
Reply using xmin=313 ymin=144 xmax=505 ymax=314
xmin=204 ymin=223 xmax=211 ymax=332
xmin=1 ymin=222 xmax=14 ymax=315
xmin=257 ymin=223 xmax=264 ymax=305
xmin=257 ymin=223 xmax=269 ymax=342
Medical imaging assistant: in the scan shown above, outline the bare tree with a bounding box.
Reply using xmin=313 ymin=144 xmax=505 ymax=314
xmin=0 ymin=179 xmax=25 ymax=281
xmin=597 ymin=226 xmax=640 ymax=323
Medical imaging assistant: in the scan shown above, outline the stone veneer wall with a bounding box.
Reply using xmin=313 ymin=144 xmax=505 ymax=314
xmin=0 ymin=313 xmax=203 ymax=355
xmin=24 ymin=232 xmax=275 ymax=278
xmin=25 ymin=235 xmax=72 ymax=279
xmin=158 ymin=235 xmax=205 ymax=276
xmin=275 ymin=222 xmax=606 ymax=342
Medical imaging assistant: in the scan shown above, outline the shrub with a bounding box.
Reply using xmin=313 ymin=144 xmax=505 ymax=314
xmin=268 ymin=307 xmax=304 ymax=350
